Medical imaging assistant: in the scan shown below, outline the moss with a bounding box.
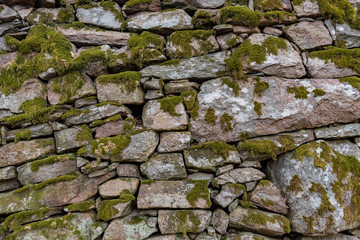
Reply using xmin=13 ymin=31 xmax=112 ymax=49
xmin=263 ymin=11 xmax=296 ymax=22
xmin=220 ymin=6 xmax=261 ymax=28
xmin=75 ymin=125 xmax=93 ymax=143
xmin=30 ymin=154 xmax=76 ymax=171
xmin=309 ymin=47 xmax=360 ymax=73
xmin=180 ymin=91 xmax=197 ymax=110
xmin=226 ymin=37 xmax=240 ymax=48
xmin=14 ymin=129 xmax=32 ymax=143
xmin=254 ymin=78 xmax=269 ymax=97
xmin=240 ymin=200 xmax=257 ymax=208
xmin=65 ymin=199 xmax=95 ymax=212
xmin=97 ymin=196 xmax=135 ymax=221
xmin=158 ymin=96 xmax=183 ymax=116
xmin=61 ymin=108 xmax=88 ymax=121
xmin=185 ymin=180 xmax=211 ymax=207
xmin=141 ymin=179 xmax=156 ymax=185
xmin=192 ymin=10 xmax=213 ymax=27
xmin=242 ymin=210 xmax=290 ymax=233
xmin=228 ymin=183 xmax=246 ymax=195
xmin=278 ymin=135 xmax=296 ymax=152
xmin=287 ymin=86 xmax=309 ymax=99
xmin=309 ymin=182 xmax=334 ymax=216
xmin=97 ymin=71 xmax=141 ymax=93
xmin=204 ymin=107 xmax=217 ymax=125
xmin=127 ymin=216 xmax=143 ymax=225
xmin=220 ymin=113 xmax=234 ymax=132
xmin=33 ymin=173 xmax=78 ymax=191
xmin=340 ymin=76 xmax=360 ymax=91
xmin=240 ymin=139 xmax=278 ymax=160
xmin=95 ymin=102 xmax=125 ymax=108
xmin=313 ymin=88 xmax=326 ymax=97
xmin=254 ymin=101 xmax=263 ymax=116
xmin=171 ymin=210 xmax=202 ymax=234
xmin=221 ymin=77 xmax=240 ymax=96
xmin=4 ymin=35 xmax=20 ymax=50
xmin=51 ymin=71 xmax=85 ymax=104
xmin=90 ymin=120 xmax=105 ymax=127
xmin=57 ymin=4 xmax=74 ymax=23
xmin=125 ymin=0 xmax=153 ymax=7
xmin=71 ymin=47 xmax=107 ymax=71
xmin=188 ymin=140 xmax=237 ymax=159
xmin=190 ymin=101 xmax=199 ymax=119
xmin=254 ymin=0 xmax=282 ymax=11
xmin=4 ymin=207 xmax=52 ymax=231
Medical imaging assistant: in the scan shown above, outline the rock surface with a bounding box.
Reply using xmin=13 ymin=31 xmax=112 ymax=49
xmin=306 ymin=55 xmax=357 ymax=78
xmin=158 ymin=131 xmax=191 ymax=153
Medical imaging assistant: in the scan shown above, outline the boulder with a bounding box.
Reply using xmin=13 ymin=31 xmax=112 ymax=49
xmin=225 ymin=232 xmax=277 ymax=240
xmin=122 ymin=0 xmax=161 ymax=15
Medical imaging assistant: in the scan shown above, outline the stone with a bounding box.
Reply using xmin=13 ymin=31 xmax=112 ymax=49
xmin=299 ymin=234 xmax=360 ymax=240
xmin=4 ymin=0 xmax=35 ymax=6
xmin=258 ymin=12 xmax=297 ymax=27
xmin=99 ymin=178 xmax=139 ymax=199
xmin=38 ymin=67 xmax=57 ymax=81
xmin=127 ymin=9 xmax=193 ymax=35
xmin=250 ymin=180 xmax=289 ymax=215
xmin=0 ymin=4 xmax=18 ymax=22
xmin=39 ymin=0 xmax=55 ymax=7
xmin=145 ymin=90 xmax=164 ymax=100
xmin=194 ymin=232 xmax=222 ymax=240
xmin=284 ymin=21 xmax=333 ymax=51
xmin=213 ymin=24 xmax=233 ymax=34
xmin=216 ymin=164 xmax=234 ymax=176
xmin=0 ymin=19 xmax=22 ymax=36
xmin=0 ymin=171 xmax=115 ymax=214
xmin=267 ymin=140 xmax=360 ymax=235
xmin=164 ymin=80 xmax=199 ymax=94
xmin=0 ymin=52 xmax=17 ymax=71
xmin=0 ymin=166 xmax=16 ymax=181
xmin=141 ymin=51 xmax=228 ymax=80
xmin=17 ymin=154 xmax=78 ymax=184
xmin=13 ymin=5 xmax=34 ymax=19
xmin=212 ymin=168 xmax=265 ymax=187
xmin=211 ymin=208 xmax=229 ymax=234
xmin=122 ymin=0 xmax=161 ymax=15
xmin=329 ymin=21 xmax=360 ymax=49
xmin=137 ymin=180 xmax=211 ymax=209
xmin=225 ymin=232 xmax=278 ymax=240
xmin=0 ymin=79 xmax=45 ymax=114
xmin=292 ymin=0 xmax=321 ymax=17
xmin=237 ymin=129 xmax=315 ymax=162
xmin=233 ymin=26 xmax=260 ymax=34
xmin=187 ymin=172 xmax=214 ymax=181
xmin=0 ymin=138 xmax=55 ymax=167
xmin=54 ymin=126 xmax=93 ymax=153
xmin=95 ymin=76 xmax=145 ymax=105
xmin=216 ymin=33 xmax=243 ymax=50
xmin=314 ymin=123 xmax=360 ymax=139
xmin=147 ymin=235 xmax=190 ymax=240
xmin=184 ymin=142 xmax=241 ymax=172
xmin=158 ymin=131 xmax=191 ymax=153
xmin=75 ymin=97 xmax=97 ymax=109
xmin=191 ymin=77 xmax=360 ymax=142
xmin=214 ymin=183 xmax=245 ymax=208
xmin=76 ymin=2 xmax=124 ymax=30
xmin=48 ymin=75 xmax=96 ymax=105
xmin=57 ymin=26 xmax=130 ymax=47
xmin=95 ymin=120 xmax=127 ymax=139
xmin=229 ymin=206 xmax=291 ymax=237
xmin=162 ymin=0 xmax=225 ymax=9
xmin=263 ymin=27 xmax=282 ymax=36
xmin=0 ymin=179 xmax=20 ymax=192
xmin=63 ymin=104 xmax=131 ymax=126
xmin=103 ymin=214 xmax=158 ymax=240
xmin=144 ymin=78 xmax=163 ymax=90
xmin=117 ymin=164 xmax=141 ymax=178
xmin=97 ymin=199 xmax=133 ymax=221
xmin=88 ymin=168 xmax=109 ymax=178
xmin=158 ymin=210 xmax=212 ymax=234
xmin=27 ymin=7 xmax=74 ymax=24
xmin=140 ymin=153 xmax=187 ymax=180
xmin=81 ymin=161 xmax=108 ymax=175
xmin=142 ymin=99 xmax=188 ymax=131
xmin=90 ymin=221 xmax=108 ymax=240
xmin=6 ymin=123 xmax=53 ymax=142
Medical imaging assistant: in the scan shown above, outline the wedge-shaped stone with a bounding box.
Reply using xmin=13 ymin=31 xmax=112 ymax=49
xmin=212 ymin=168 xmax=265 ymax=187
xmin=229 ymin=206 xmax=291 ymax=237
xmin=99 ymin=178 xmax=139 ymax=199
xmin=314 ymin=123 xmax=360 ymax=139
xmin=0 ymin=138 xmax=55 ymax=167
xmin=158 ymin=210 xmax=212 ymax=234
xmin=137 ymin=180 xmax=211 ymax=209
xmin=190 ymin=77 xmax=360 ymax=142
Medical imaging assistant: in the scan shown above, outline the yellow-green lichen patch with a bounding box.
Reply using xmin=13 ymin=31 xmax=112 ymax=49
xmin=71 ymin=47 xmax=107 ymax=71
xmin=313 ymin=88 xmax=326 ymax=97
xmin=14 ymin=129 xmax=32 ymax=143
xmin=287 ymin=86 xmax=309 ymax=99
xmin=33 ymin=173 xmax=78 ymax=191
xmin=158 ymin=96 xmax=183 ymax=116
xmin=263 ymin=11 xmax=296 ymax=23
xmin=30 ymin=154 xmax=76 ymax=171
xmin=204 ymin=107 xmax=217 ymax=125
xmin=220 ymin=113 xmax=234 ymax=132
xmin=278 ymin=135 xmax=296 ymax=152
xmin=65 ymin=199 xmax=95 ymax=212
xmin=190 ymin=101 xmax=199 ymax=119
xmin=287 ymin=175 xmax=303 ymax=193
xmin=97 ymin=71 xmax=142 ymax=93
xmin=188 ymin=140 xmax=237 ymax=160
xmin=254 ymin=77 xmax=269 ymax=97
xmin=180 ymin=91 xmax=197 ymax=110
xmin=220 ymin=6 xmax=261 ymax=28
xmin=340 ymin=76 xmax=360 ymax=91
xmin=221 ymin=77 xmax=240 ymax=96
xmin=97 ymin=195 xmax=135 ymax=221
xmin=240 ymin=139 xmax=278 ymax=160
xmin=4 ymin=207 xmax=52 ymax=231
xmin=57 ymin=4 xmax=75 ymax=23
xmin=75 ymin=124 xmax=93 ymax=143
xmin=254 ymin=101 xmax=263 ymax=116
xmin=159 ymin=59 xmax=180 ymax=66
xmin=171 ymin=210 xmax=202 ymax=234
xmin=185 ymin=180 xmax=211 ymax=208
xmin=242 ymin=209 xmax=291 ymax=233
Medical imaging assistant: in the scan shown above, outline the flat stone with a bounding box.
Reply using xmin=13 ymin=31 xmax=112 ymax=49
xmin=162 ymin=0 xmax=225 ymax=9
xmin=6 ymin=123 xmax=53 ymax=142
xmin=137 ymin=180 xmax=211 ymax=209
xmin=0 ymin=19 xmax=22 ymax=36
xmin=0 ymin=179 xmax=20 ymax=192
xmin=97 ymin=199 xmax=133 ymax=221
xmin=211 ymin=208 xmax=229 ymax=234
xmin=122 ymin=0 xmax=161 ymax=15
xmin=145 ymin=90 xmax=164 ymax=100
xmin=147 ymin=235 xmax=190 ymax=240
xmin=187 ymin=172 xmax=214 ymax=181
xmin=158 ymin=131 xmax=191 ymax=153
xmin=144 ymin=78 xmax=163 ymax=90
xmin=95 ymin=120 xmax=127 ymax=139
xmin=27 ymin=7 xmax=74 ymax=24
xmin=0 ymin=166 xmax=17 ymax=181
xmin=158 ymin=210 xmax=212 ymax=234
xmin=326 ymin=20 xmax=360 ymax=49
xmin=0 ymin=138 xmax=55 ymax=167
xmin=216 ymin=33 xmax=243 ymax=50
xmin=74 ymin=97 xmax=97 ymax=109
xmin=299 ymin=234 xmax=360 ymax=240
xmin=212 ymin=168 xmax=265 ymax=187
xmin=0 ymin=51 xmax=16 ymax=71
xmin=263 ymin=27 xmax=282 ymax=36
xmin=229 ymin=206 xmax=291 ymax=237
xmin=140 ymin=153 xmax=187 ymax=180
xmin=293 ymin=0 xmax=321 ymax=17
xmin=214 ymin=183 xmax=245 ymax=208
xmin=99 ymin=177 xmax=139 ymax=199
xmin=225 ymin=232 xmax=278 ymax=240
xmin=164 ymin=80 xmax=199 ymax=94
xmin=315 ymin=123 xmax=360 ymax=140
xmin=54 ymin=126 xmax=93 ymax=153
xmin=117 ymin=164 xmax=141 ymax=178
xmin=0 ymin=4 xmax=18 ymax=22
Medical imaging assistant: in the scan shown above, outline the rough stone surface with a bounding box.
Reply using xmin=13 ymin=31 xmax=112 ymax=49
xmin=211 ymin=208 xmax=229 ymax=234
xmin=315 ymin=123 xmax=360 ymax=139
xmin=212 ymin=168 xmax=265 ymax=187
xmin=214 ymin=183 xmax=244 ymax=208
xmin=299 ymin=234 xmax=360 ymax=240
xmin=6 ymin=123 xmax=53 ymax=142
xmin=54 ymin=126 xmax=92 ymax=153
xmin=292 ymin=0 xmax=321 ymax=17
xmin=306 ymin=55 xmax=357 ymax=78
xmin=0 ymin=4 xmax=18 ymax=22
xmin=327 ymin=20 xmax=360 ymax=49
xmin=216 ymin=33 xmax=243 ymax=50
xmin=158 ymin=131 xmax=191 ymax=153
xmin=122 ymin=0 xmax=161 ymax=15
xmin=225 ymin=232 xmax=278 ymax=240
xmin=99 ymin=177 xmax=139 ymax=199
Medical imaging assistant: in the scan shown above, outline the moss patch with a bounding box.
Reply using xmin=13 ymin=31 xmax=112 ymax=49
xmin=221 ymin=77 xmax=240 ymax=96
xmin=65 ymin=199 xmax=95 ymax=212
xmin=340 ymin=76 xmax=360 ymax=91
xmin=254 ymin=78 xmax=269 ymax=97
xmin=30 ymin=154 xmax=76 ymax=171
xmin=97 ymin=196 xmax=135 ymax=221
xmin=220 ymin=6 xmax=261 ymax=28
xmin=158 ymin=96 xmax=183 ymax=116
xmin=14 ymin=129 xmax=32 ymax=143
xmin=171 ymin=210 xmax=202 ymax=234
xmin=185 ymin=180 xmax=211 ymax=208
xmin=61 ymin=108 xmax=90 ymax=121
xmin=97 ymin=71 xmax=142 ymax=93
xmin=204 ymin=107 xmax=217 ymax=125
xmin=287 ymin=86 xmax=309 ymax=99
xmin=188 ymin=140 xmax=237 ymax=159
xmin=242 ymin=209 xmax=291 ymax=233
xmin=254 ymin=0 xmax=282 ymax=11
xmin=220 ymin=113 xmax=234 ymax=132
xmin=4 ymin=207 xmax=52 ymax=231
xmin=180 ymin=91 xmax=197 ymax=110
xmin=313 ymin=88 xmax=326 ymax=97
xmin=75 ymin=124 xmax=93 ymax=143
xmin=253 ymin=101 xmax=263 ymax=116
xmin=125 ymin=0 xmax=153 ymax=7
xmin=240 ymin=139 xmax=278 ymax=160
xmin=51 ymin=71 xmax=85 ymax=104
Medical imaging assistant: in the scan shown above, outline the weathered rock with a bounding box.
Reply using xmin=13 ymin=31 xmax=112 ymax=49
xmin=184 ymin=141 xmax=241 ymax=172
xmin=326 ymin=20 xmax=360 ymax=49
xmin=164 ymin=80 xmax=199 ymax=94
xmin=6 ymin=123 xmax=53 ymax=142
xmin=140 ymin=153 xmax=187 ymax=180
xmin=225 ymin=232 xmax=277 ymax=240
xmin=0 ymin=79 xmax=45 ymax=114
xmin=229 ymin=206 xmax=291 ymax=237
xmin=211 ymin=208 xmax=229 ymax=234
xmin=95 ymin=120 xmax=127 ymax=139
xmin=0 ymin=19 xmax=22 ymax=35
xmin=3 ymin=0 xmax=35 ymax=6
xmin=212 ymin=168 xmax=265 ymax=187
xmin=0 ymin=138 xmax=55 ymax=167
xmin=27 ymin=7 xmax=74 ymax=24
xmin=81 ymin=161 xmax=108 ymax=175
xmin=76 ymin=2 xmax=124 ymax=30
xmin=314 ymin=123 xmax=360 ymax=139
xmin=0 ymin=4 xmax=18 ymax=22
xmin=137 ymin=180 xmax=211 ymax=209
xmin=237 ymin=129 xmax=315 ymax=161
xmin=39 ymin=0 xmax=55 ymax=7
xmin=141 ymin=51 xmax=227 ymax=80
xmin=127 ymin=9 xmax=193 ymax=35
xmin=122 ymin=0 xmax=161 ymax=15
xmin=299 ymin=234 xmax=360 ymax=240
xmin=162 ymin=0 xmax=225 ymax=9
xmin=158 ymin=131 xmax=191 ymax=153
xmin=214 ymin=183 xmax=245 ymax=208
xmin=103 ymin=215 xmax=158 ymax=240
xmin=57 ymin=26 xmax=130 ymax=47
xmin=63 ymin=104 xmax=131 ymax=126
xmin=0 ymin=166 xmax=17 ymax=181
xmin=0 ymin=179 xmax=20 ymax=192
xmin=54 ymin=126 xmax=93 ymax=153
xmin=191 ymin=77 xmax=360 ymax=142
xmin=17 ymin=154 xmax=78 ymax=184
xmin=0 ymin=51 xmax=16 ymax=71
xmin=284 ymin=21 xmax=333 ymax=51
xmin=267 ymin=140 xmax=360 ymax=235
xmin=144 ymin=78 xmax=163 ymax=90
xmin=99 ymin=178 xmax=139 ymax=199
xmin=144 ymin=89 xmax=165 ymax=99
xmin=75 ymin=97 xmax=97 ymax=109
xmin=147 ymin=235 xmax=190 ymax=240
xmin=117 ymin=164 xmax=141 ymax=178
xmin=250 ymin=180 xmax=288 ymax=215
xmin=263 ymin=27 xmax=282 ymax=36
xmin=158 ymin=210 xmax=212 ymax=234
xmin=97 ymin=199 xmax=133 ymax=221
xmin=142 ymin=99 xmax=188 ymax=131
xmin=292 ymin=0 xmax=321 ymax=17
xmin=216 ymin=33 xmax=243 ymax=50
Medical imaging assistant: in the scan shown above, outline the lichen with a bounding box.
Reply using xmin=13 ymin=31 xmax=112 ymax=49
xmin=313 ymin=88 xmax=326 ymax=97
xmin=220 ymin=6 xmax=261 ymax=28
xmin=4 ymin=36 xmax=20 ymax=50
xmin=185 ymin=180 xmax=211 ymax=208
xmin=221 ymin=77 xmax=240 ymax=96
xmin=254 ymin=0 xmax=282 ymax=11
xmin=192 ymin=10 xmax=214 ymax=28
xmin=65 ymin=199 xmax=95 ymax=212
xmin=220 ymin=113 xmax=234 ymax=132
xmin=287 ymin=86 xmax=309 ymax=99
xmin=96 ymin=71 xmax=142 ymax=93
xmin=159 ymin=59 xmax=180 ymax=66
xmin=188 ymin=140 xmax=237 ymax=159
xmin=262 ymin=11 xmax=296 ymax=23
xmin=14 ymin=129 xmax=32 ymax=143
xmin=180 ymin=91 xmax=197 ymax=110
xmin=204 ymin=107 xmax=217 ymax=125
xmin=254 ymin=101 xmax=263 ymax=116
xmin=30 ymin=154 xmax=76 ymax=171
xmin=171 ymin=210 xmax=202 ymax=234
xmin=242 ymin=209 xmax=291 ymax=233
xmin=158 ymin=96 xmax=183 ymax=116
xmin=240 ymin=139 xmax=278 ymax=160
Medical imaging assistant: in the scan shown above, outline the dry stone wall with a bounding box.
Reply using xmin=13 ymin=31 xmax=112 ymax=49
xmin=0 ymin=0 xmax=360 ymax=239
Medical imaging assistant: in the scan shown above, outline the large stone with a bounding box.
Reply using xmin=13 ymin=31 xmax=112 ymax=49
xmin=190 ymin=77 xmax=360 ymax=142
xmin=212 ymin=168 xmax=265 ymax=187
xmin=3 ymin=0 xmax=35 ymax=6
xmin=27 ymin=7 xmax=74 ymax=24
xmin=0 ymin=4 xmax=18 ymax=22
xmin=140 ymin=153 xmax=187 ymax=180
xmin=158 ymin=210 xmax=212 ymax=234
xmin=54 ymin=126 xmax=93 ymax=153
xmin=0 ymin=179 xmax=20 ymax=192
xmin=214 ymin=183 xmax=245 ymax=208
xmin=229 ymin=206 xmax=291 ymax=237
xmin=162 ymin=0 xmax=225 ymax=10
xmin=267 ymin=140 xmax=360 ymax=235
xmin=284 ymin=21 xmax=333 ymax=51
xmin=314 ymin=123 xmax=360 ymax=139
xmin=0 ymin=79 xmax=45 ymax=113
xmin=147 ymin=235 xmax=190 ymax=240
xmin=142 ymin=99 xmax=188 ymax=131
xmin=141 ymin=51 xmax=227 ymax=81
xmin=95 ymin=120 xmax=128 ymax=139
xmin=164 ymin=80 xmax=199 ymax=95
xmin=326 ymin=20 xmax=360 ymax=49
xmin=99 ymin=178 xmax=139 ymax=199
xmin=127 ymin=9 xmax=193 ymax=35
xmin=6 ymin=123 xmax=53 ymax=142
xmin=0 ymin=138 xmax=55 ymax=167
xmin=158 ymin=131 xmax=191 ymax=153
xmin=76 ymin=2 xmax=124 ymax=30
xmin=292 ymin=0 xmax=321 ymax=17
xmin=57 ymin=26 xmax=130 ymax=47
xmin=137 ymin=180 xmax=211 ymax=209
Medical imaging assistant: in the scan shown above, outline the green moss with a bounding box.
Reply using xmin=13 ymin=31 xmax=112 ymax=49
xmin=204 ymin=107 xmax=217 ymax=125
xmin=97 ymin=71 xmax=141 ymax=93
xmin=340 ymin=76 xmax=360 ymax=91
xmin=90 ymin=120 xmax=105 ymax=127
xmin=160 ymin=59 xmax=181 ymax=67
xmin=254 ymin=0 xmax=282 ymax=10
xmin=190 ymin=101 xmax=199 ymax=119
xmin=51 ymin=71 xmax=85 ymax=104
xmin=125 ymin=0 xmax=153 ymax=7
xmin=263 ymin=11 xmax=296 ymax=22
xmin=171 ymin=210 xmax=202 ymax=234
xmin=141 ymin=179 xmax=156 ymax=185
xmin=158 ymin=96 xmax=183 ymax=116
xmin=309 ymin=182 xmax=334 ymax=216
xmin=4 ymin=36 xmax=20 ymax=50
xmin=65 ymin=199 xmax=95 ymax=212
xmin=71 ymin=47 xmax=107 ymax=71
xmin=240 ymin=200 xmax=257 ymax=208
xmin=33 ymin=173 xmax=78 ymax=191
xmin=254 ymin=101 xmax=263 ymax=116
xmin=180 ymin=91 xmax=197 ymax=110
xmin=30 ymin=154 xmax=76 ymax=171
xmin=57 ymin=4 xmax=74 ymax=23
xmin=4 ymin=207 xmax=52 ymax=231
xmin=220 ymin=113 xmax=234 ymax=132
xmin=278 ymin=135 xmax=296 ymax=152
xmin=75 ymin=125 xmax=93 ymax=143
xmin=240 ymin=139 xmax=278 ymax=160
xmin=220 ymin=6 xmax=261 ymax=28
xmin=313 ymin=88 xmax=326 ymax=97
xmin=254 ymin=78 xmax=269 ymax=97
xmin=192 ymin=10 xmax=213 ymax=27
xmin=242 ymin=209 xmax=290 ymax=233
xmin=221 ymin=77 xmax=240 ymax=96
xmin=97 ymin=196 xmax=135 ymax=221
xmin=287 ymin=86 xmax=309 ymax=99
xmin=127 ymin=216 xmax=143 ymax=225
xmin=61 ymin=108 xmax=88 ymax=121
xmin=14 ymin=129 xmax=32 ymax=143
xmin=188 ymin=140 xmax=237 ymax=159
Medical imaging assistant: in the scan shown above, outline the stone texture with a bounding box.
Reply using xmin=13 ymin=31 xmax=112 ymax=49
xmin=137 ymin=180 xmax=211 ymax=209
xmin=326 ymin=20 xmax=360 ymax=49
xmin=225 ymin=232 xmax=277 ymax=240
xmin=214 ymin=183 xmax=245 ymax=208
xmin=164 ymin=80 xmax=199 ymax=94
xmin=140 ymin=153 xmax=187 ymax=180
xmin=54 ymin=126 xmax=92 ymax=153
xmin=122 ymin=0 xmax=161 ymax=15
xmin=190 ymin=77 xmax=360 ymax=142
xmin=147 ymin=235 xmax=190 ymax=240
xmin=216 ymin=33 xmax=242 ymax=50
xmin=0 ymin=19 xmax=22 ymax=36
xmin=6 ymin=123 xmax=53 ymax=142
xmin=142 ymin=99 xmax=188 ymax=131
xmin=267 ymin=140 xmax=360 ymax=235
xmin=117 ymin=164 xmax=141 ymax=178
xmin=158 ymin=131 xmax=191 ymax=153
xmin=284 ymin=21 xmax=333 ymax=51
xmin=299 ymin=234 xmax=360 ymax=240
xmin=0 ymin=138 xmax=55 ymax=167
xmin=292 ymin=0 xmax=321 ymax=17
xmin=158 ymin=210 xmax=212 ymax=234
xmin=315 ymin=123 xmax=360 ymax=139
xmin=127 ymin=9 xmax=193 ymax=35
xmin=0 ymin=166 xmax=17 ymax=181
xmin=211 ymin=208 xmax=229 ymax=234
xmin=99 ymin=177 xmax=139 ymax=199
xmin=212 ymin=168 xmax=265 ymax=187
xmin=229 ymin=206 xmax=291 ymax=237
xmin=27 ymin=7 xmax=74 ymax=24
xmin=0 ymin=51 xmax=16 ymax=71
xmin=97 ymin=199 xmax=133 ymax=221
xmin=0 ymin=4 xmax=18 ymax=23
xmin=162 ymin=0 xmax=225 ymax=9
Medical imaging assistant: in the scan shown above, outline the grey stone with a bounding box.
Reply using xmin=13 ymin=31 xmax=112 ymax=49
xmin=212 ymin=168 xmax=265 ymax=187
xmin=144 ymin=78 xmax=164 ymax=90
xmin=6 ymin=123 xmax=53 ymax=142
xmin=38 ymin=67 xmax=57 ymax=81
xmin=117 ymin=164 xmax=141 ymax=178
xmin=0 ymin=179 xmax=21 ymax=192
xmin=216 ymin=33 xmax=243 ymax=50
xmin=162 ymin=0 xmax=225 ymax=10
xmin=97 ymin=199 xmax=132 ymax=221
xmin=0 ymin=19 xmax=22 ymax=35
xmin=122 ymin=0 xmax=161 ymax=15
xmin=158 ymin=131 xmax=191 ymax=153
xmin=211 ymin=208 xmax=229 ymax=234
xmin=299 ymin=234 xmax=360 ymax=240
xmin=81 ymin=161 xmax=108 ymax=175
xmin=54 ymin=126 xmax=93 ymax=153
xmin=326 ymin=20 xmax=360 ymax=49
xmin=0 ymin=166 xmax=16 ymax=181
xmin=74 ymin=97 xmax=97 ymax=109
xmin=187 ymin=172 xmax=214 ymax=181
xmin=263 ymin=27 xmax=282 ymax=36
xmin=0 ymin=4 xmax=18 ymax=22
xmin=292 ymin=0 xmax=321 ymax=17
xmin=214 ymin=183 xmax=245 ymax=208
xmin=315 ymin=123 xmax=360 ymax=139
xmin=145 ymin=90 xmax=164 ymax=100
xmin=164 ymin=80 xmax=199 ymax=94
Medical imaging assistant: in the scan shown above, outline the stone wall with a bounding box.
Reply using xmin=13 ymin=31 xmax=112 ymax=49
xmin=0 ymin=0 xmax=360 ymax=239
